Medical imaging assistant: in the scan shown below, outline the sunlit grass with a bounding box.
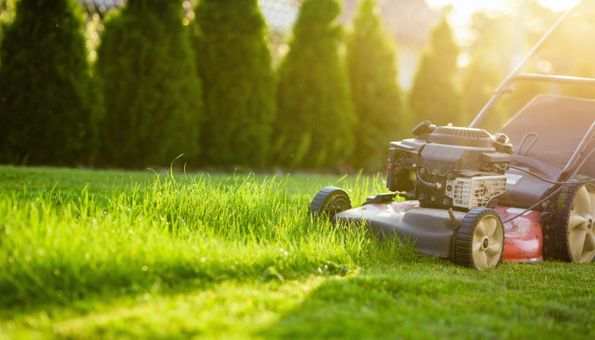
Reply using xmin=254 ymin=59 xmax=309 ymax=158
xmin=0 ymin=166 xmax=593 ymax=338
xmin=0 ymin=167 xmax=404 ymax=308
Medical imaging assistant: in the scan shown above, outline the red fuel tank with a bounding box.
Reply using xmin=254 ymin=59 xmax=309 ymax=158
xmin=495 ymin=206 xmax=543 ymax=263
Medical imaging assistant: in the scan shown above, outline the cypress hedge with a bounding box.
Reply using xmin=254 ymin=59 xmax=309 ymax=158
xmin=1 ymin=0 xmax=9 ymax=64
xmin=0 ymin=0 xmax=16 ymax=43
xmin=409 ymin=17 xmax=462 ymax=126
xmin=96 ymin=0 xmax=202 ymax=167
xmin=347 ymin=0 xmax=403 ymax=171
xmin=0 ymin=0 xmax=100 ymax=165
xmin=194 ymin=0 xmax=275 ymax=167
xmin=274 ymin=0 xmax=354 ymax=169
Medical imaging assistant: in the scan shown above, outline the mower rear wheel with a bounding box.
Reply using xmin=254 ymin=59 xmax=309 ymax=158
xmin=453 ymin=208 xmax=504 ymax=270
xmin=543 ymin=182 xmax=595 ymax=263
xmin=309 ymin=186 xmax=351 ymax=220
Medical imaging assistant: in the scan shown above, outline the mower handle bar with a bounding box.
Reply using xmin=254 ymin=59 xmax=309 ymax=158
xmin=514 ymin=73 xmax=595 ymax=86
xmin=469 ymin=3 xmax=595 ymax=128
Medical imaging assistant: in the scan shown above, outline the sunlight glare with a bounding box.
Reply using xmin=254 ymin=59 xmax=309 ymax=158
xmin=427 ymin=0 xmax=580 ymax=28
xmin=426 ymin=0 xmax=581 ymax=42
xmin=538 ymin=0 xmax=580 ymax=11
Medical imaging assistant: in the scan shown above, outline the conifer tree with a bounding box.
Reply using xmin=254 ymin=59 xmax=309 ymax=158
xmin=97 ymin=0 xmax=202 ymax=167
xmin=347 ymin=0 xmax=402 ymax=171
xmin=0 ymin=0 xmax=100 ymax=165
xmin=409 ymin=17 xmax=462 ymax=126
xmin=461 ymin=55 xmax=503 ymax=130
xmin=1 ymin=0 xmax=15 ymax=41
xmin=194 ymin=0 xmax=275 ymax=167
xmin=274 ymin=0 xmax=354 ymax=168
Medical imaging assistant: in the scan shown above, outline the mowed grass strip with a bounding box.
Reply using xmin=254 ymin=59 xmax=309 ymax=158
xmin=0 ymin=166 xmax=593 ymax=339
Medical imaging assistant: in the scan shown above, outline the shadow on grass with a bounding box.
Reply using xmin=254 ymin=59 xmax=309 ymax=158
xmin=1 ymin=260 xmax=443 ymax=338
xmin=2 ymin=256 xmax=592 ymax=338
xmin=261 ymin=261 xmax=595 ymax=339
xmin=0 ymin=258 xmax=346 ymax=316
xmin=0 ymin=222 xmax=424 ymax=312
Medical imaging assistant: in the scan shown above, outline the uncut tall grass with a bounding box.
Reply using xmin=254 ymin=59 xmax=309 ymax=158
xmin=0 ymin=173 xmax=411 ymax=307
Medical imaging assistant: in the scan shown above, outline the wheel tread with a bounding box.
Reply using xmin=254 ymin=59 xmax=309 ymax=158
xmin=309 ymin=186 xmax=351 ymax=219
xmin=542 ymin=181 xmax=594 ymax=262
xmin=453 ymin=207 xmax=504 ymax=269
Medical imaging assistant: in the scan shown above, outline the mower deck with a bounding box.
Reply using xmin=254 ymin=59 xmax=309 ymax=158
xmin=334 ymin=201 xmax=543 ymax=263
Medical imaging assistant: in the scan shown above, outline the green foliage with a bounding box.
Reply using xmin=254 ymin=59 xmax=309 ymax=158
xmin=0 ymin=166 xmax=594 ymax=338
xmin=0 ymin=0 xmax=100 ymax=165
xmin=96 ymin=0 xmax=202 ymax=167
xmin=346 ymin=0 xmax=402 ymax=171
xmin=461 ymin=13 xmax=510 ymax=131
xmin=194 ymin=0 xmax=275 ymax=167
xmin=541 ymin=5 xmax=595 ymax=99
xmin=0 ymin=0 xmax=16 ymax=41
xmin=274 ymin=0 xmax=355 ymax=169
xmin=461 ymin=7 xmax=551 ymax=131
xmin=409 ymin=17 xmax=462 ymax=126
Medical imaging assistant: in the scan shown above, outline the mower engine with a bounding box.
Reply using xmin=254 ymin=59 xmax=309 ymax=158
xmin=386 ymin=121 xmax=513 ymax=210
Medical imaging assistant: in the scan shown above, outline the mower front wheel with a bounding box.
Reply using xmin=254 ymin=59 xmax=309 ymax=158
xmin=309 ymin=186 xmax=352 ymax=221
xmin=453 ymin=207 xmax=505 ymax=270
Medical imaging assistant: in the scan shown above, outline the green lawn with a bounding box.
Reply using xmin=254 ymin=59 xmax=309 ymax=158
xmin=0 ymin=166 xmax=593 ymax=339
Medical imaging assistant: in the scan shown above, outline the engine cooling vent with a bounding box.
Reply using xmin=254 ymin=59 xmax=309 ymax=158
xmin=433 ymin=126 xmax=491 ymax=139
xmin=445 ymin=175 xmax=507 ymax=209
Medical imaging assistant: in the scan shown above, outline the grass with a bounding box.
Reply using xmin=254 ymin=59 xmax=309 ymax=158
xmin=0 ymin=165 xmax=593 ymax=339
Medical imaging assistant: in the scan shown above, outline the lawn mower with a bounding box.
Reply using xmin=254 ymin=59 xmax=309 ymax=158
xmin=310 ymin=4 xmax=595 ymax=269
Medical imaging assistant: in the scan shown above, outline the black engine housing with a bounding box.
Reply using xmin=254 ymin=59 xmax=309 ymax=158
xmin=386 ymin=121 xmax=513 ymax=210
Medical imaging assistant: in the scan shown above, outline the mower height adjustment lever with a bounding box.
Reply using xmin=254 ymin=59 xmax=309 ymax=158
xmin=365 ymin=192 xmax=411 ymax=204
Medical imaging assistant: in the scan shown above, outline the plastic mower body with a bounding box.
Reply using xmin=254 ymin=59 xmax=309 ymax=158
xmin=310 ymin=5 xmax=595 ymax=270
xmin=330 ymin=200 xmax=544 ymax=264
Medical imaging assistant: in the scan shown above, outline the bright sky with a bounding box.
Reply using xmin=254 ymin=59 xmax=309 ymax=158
xmin=427 ymin=0 xmax=580 ymax=41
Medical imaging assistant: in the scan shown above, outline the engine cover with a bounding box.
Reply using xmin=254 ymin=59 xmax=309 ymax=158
xmin=386 ymin=122 xmax=512 ymax=210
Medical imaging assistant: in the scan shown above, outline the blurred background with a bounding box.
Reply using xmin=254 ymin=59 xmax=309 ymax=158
xmin=0 ymin=0 xmax=592 ymax=171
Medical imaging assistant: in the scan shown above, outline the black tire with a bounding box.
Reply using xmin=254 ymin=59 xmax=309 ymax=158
xmin=543 ymin=181 xmax=595 ymax=263
xmin=453 ymin=207 xmax=505 ymax=270
xmin=309 ymin=186 xmax=352 ymax=220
